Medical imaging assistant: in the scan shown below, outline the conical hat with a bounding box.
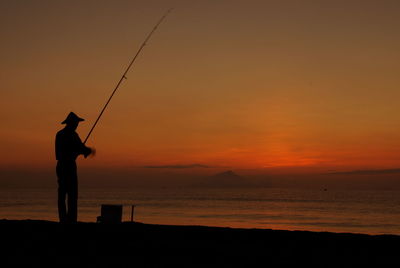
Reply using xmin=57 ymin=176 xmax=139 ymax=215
xmin=61 ymin=112 xmax=84 ymax=124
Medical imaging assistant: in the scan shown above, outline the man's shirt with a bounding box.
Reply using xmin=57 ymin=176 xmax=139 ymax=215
xmin=55 ymin=128 xmax=88 ymax=161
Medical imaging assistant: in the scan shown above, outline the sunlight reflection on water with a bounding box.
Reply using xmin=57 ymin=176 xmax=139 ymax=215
xmin=1 ymin=187 xmax=399 ymax=235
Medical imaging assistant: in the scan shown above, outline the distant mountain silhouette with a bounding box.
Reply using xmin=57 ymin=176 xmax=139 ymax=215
xmin=141 ymin=164 xmax=212 ymax=169
xmin=327 ymin=168 xmax=400 ymax=175
xmin=194 ymin=170 xmax=253 ymax=188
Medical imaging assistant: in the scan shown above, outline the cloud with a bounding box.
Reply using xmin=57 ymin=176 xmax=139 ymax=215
xmin=141 ymin=164 xmax=213 ymax=169
xmin=327 ymin=168 xmax=400 ymax=175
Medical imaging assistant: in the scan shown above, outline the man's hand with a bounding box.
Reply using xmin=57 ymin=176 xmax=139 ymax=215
xmin=89 ymin=147 xmax=96 ymax=158
xmin=84 ymin=147 xmax=96 ymax=158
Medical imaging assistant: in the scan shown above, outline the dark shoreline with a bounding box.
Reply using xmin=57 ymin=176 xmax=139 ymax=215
xmin=1 ymin=219 xmax=399 ymax=266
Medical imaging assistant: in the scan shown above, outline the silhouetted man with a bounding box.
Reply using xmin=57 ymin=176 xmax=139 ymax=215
xmin=55 ymin=112 xmax=93 ymax=223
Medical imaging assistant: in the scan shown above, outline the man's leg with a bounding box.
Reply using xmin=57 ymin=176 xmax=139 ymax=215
xmin=58 ymin=186 xmax=67 ymax=223
xmin=56 ymin=162 xmax=68 ymax=223
xmin=66 ymin=162 xmax=78 ymax=223
xmin=68 ymin=178 xmax=78 ymax=222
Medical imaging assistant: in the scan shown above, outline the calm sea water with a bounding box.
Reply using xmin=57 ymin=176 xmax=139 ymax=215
xmin=1 ymin=187 xmax=399 ymax=235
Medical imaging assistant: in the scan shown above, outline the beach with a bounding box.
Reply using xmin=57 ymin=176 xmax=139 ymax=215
xmin=1 ymin=219 xmax=399 ymax=266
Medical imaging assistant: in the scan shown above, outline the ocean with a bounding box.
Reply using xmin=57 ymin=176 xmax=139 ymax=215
xmin=1 ymin=187 xmax=399 ymax=235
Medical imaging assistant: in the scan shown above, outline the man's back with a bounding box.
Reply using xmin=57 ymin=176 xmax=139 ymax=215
xmin=55 ymin=128 xmax=85 ymax=161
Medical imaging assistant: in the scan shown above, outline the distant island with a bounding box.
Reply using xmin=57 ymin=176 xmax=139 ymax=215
xmin=193 ymin=170 xmax=254 ymax=188
xmin=328 ymin=168 xmax=400 ymax=175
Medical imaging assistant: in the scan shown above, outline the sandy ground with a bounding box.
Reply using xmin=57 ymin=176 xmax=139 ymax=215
xmin=1 ymin=220 xmax=399 ymax=266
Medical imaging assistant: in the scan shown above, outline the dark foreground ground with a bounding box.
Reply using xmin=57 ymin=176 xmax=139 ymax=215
xmin=1 ymin=220 xmax=399 ymax=267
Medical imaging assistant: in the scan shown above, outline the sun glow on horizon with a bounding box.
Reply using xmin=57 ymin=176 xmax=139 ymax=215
xmin=1 ymin=1 xmax=400 ymax=176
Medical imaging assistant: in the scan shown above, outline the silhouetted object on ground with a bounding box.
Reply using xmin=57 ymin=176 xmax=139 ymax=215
xmin=55 ymin=112 xmax=93 ymax=223
xmin=131 ymin=205 xmax=135 ymax=222
xmin=97 ymin=204 xmax=123 ymax=223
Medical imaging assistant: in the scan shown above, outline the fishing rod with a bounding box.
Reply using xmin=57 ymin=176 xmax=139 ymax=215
xmin=84 ymin=8 xmax=173 ymax=144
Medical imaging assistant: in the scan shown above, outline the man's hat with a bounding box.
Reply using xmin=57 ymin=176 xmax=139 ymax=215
xmin=61 ymin=112 xmax=85 ymax=124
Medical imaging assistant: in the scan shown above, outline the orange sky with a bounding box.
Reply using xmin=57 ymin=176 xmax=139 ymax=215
xmin=1 ymin=0 xmax=400 ymax=174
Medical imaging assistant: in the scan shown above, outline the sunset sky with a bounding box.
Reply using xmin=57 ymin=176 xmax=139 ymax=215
xmin=1 ymin=0 xmax=400 ymax=177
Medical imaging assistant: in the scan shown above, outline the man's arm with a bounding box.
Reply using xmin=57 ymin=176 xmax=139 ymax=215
xmin=73 ymin=132 xmax=93 ymax=158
